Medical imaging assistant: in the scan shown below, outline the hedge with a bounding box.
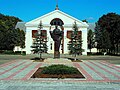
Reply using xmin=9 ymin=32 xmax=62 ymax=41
xmin=41 ymin=64 xmax=80 ymax=75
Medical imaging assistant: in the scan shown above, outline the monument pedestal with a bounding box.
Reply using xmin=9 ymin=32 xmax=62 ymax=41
xmin=54 ymin=51 xmax=60 ymax=58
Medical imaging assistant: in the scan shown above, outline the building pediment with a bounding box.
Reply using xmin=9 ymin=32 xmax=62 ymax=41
xmin=25 ymin=10 xmax=89 ymax=28
xmin=24 ymin=9 xmax=88 ymax=55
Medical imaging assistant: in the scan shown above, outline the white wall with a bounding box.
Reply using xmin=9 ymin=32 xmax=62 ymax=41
xmin=81 ymin=28 xmax=88 ymax=55
xmin=25 ymin=10 xmax=88 ymax=55
xmin=25 ymin=25 xmax=88 ymax=55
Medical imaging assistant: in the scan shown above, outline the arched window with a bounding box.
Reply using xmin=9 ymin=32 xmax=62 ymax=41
xmin=50 ymin=18 xmax=64 ymax=26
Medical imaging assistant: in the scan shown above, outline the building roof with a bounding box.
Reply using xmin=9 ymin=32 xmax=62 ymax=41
xmin=25 ymin=10 xmax=89 ymax=28
xmin=88 ymin=23 xmax=95 ymax=31
xmin=16 ymin=10 xmax=91 ymax=30
xmin=15 ymin=22 xmax=26 ymax=32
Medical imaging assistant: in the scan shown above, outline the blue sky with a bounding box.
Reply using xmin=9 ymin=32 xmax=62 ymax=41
xmin=0 ymin=0 xmax=120 ymax=23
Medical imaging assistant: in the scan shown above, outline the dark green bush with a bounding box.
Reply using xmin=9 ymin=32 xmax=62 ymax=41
xmin=31 ymin=57 xmax=45 ymax=61
xmin=0 ymin=50 xmax=26 ymax=55
xmin=3 ymin=50 xmax=14 ymax=54
xmin=87 ymin=52 xmax=103 ymax=55
xmin=14 ymin=51 xmax=26 ymax=55
xmin=0 ymin=50 xmax=4 ymax=54
xmin=14 ymin=51 xmax=21 ymax=54
xmin=41 ymin=64 xmax=80 ymax=75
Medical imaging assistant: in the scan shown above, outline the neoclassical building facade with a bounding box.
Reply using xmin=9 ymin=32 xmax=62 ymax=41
xmin=16 ymin=8 xmax=89 ymax=55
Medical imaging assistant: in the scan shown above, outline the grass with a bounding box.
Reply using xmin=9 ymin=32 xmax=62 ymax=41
xmin=105 ymin=60 xmax=120 ymax=65
xmin=0 ymin=54 xmax=120 ymax=64
xmin=0 ymin=60 xmax=11 ymax=65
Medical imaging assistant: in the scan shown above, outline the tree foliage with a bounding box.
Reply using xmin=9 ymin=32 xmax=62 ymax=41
xmin=0 ymin=13 xmax=25 ymax=50
xmin=87 ymin=29 xmax=94 ymax=52
xmin=31 ymin=21 xmax=48 ymax=59
xmin=82 ymin=19 xmax=88 ymax=23
xmin=95 ymin=13 xmax=120 ymax=54
xmin=68 ymin=22 xmax=83 ymax=60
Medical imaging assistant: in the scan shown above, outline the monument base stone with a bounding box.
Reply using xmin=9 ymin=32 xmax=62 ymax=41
xmin=54 ymin=51 xmax=60 ymax=58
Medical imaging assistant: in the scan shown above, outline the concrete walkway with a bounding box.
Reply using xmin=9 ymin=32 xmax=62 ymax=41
xmin=0 ymin=80 xmax=120 ymax=90
xmin=0 ymin=58 xmax=120 ymax=89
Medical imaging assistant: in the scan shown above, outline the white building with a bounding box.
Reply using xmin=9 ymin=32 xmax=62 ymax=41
xmin=16 ymin=7 xmax=89 ymax=55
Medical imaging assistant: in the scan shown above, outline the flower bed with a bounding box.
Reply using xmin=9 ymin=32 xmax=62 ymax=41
xmin=31 ymin=64 xmax=85 ymax=79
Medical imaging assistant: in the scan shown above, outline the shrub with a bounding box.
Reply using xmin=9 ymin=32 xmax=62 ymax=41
xmin=41 ymin=64 xmax=80 ymax=75
xmin=0 ymin=50 xmax=4 ymax=54
xmin=14 ymin=51 xmax=26 ymax=55
xmin=3 ymin=50 xmax=14 ymax=54
xmin=87 ymin=52 xmax=103 ymax=55
xmin=0 ymin=50 xmax=26 ymax=55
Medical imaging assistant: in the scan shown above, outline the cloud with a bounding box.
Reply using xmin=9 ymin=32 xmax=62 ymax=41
xmin=87 ymin=17 xmax=94 ymax=20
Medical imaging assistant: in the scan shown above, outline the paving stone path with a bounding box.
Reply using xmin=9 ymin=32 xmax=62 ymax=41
xmin=0 ymin=59 xmax=120 ymax=90
xmin=0 ymin=80 xmax=120 ymax=90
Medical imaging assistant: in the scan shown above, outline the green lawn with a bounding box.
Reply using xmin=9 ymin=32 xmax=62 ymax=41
xmin=0 ymin=54 xmax=120 ymax=65
xmin=0 ymin=60 xmax=11 ymax=65
xmin=105 ymin=60 xmax=120 ymax=65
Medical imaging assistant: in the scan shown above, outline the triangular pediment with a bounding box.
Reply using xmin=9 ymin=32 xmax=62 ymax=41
xmin=25 ymin=10 xmax=88 ymax=27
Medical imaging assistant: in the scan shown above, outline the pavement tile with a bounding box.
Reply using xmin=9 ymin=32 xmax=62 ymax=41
xmin=86 ymin=61 xmax=119 ymax=80
xmin=81 ymin=62 xmax=104 ymax=80
xmin=0 ymin=80 xmax=120 ymax=90
xmin=13 ymin=63 xmax=39 ymax=79
xmin=96 ymin=61 xmax=120 ymax=74
xmin=0 ymin=59 xmax=120 ymax=89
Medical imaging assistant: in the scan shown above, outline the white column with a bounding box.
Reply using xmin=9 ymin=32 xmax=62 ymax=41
xmin=46 ymin=27 xmax=54 ymax=54
xmin=63 ymin=29 xmax=68 ymax=54
xmin=81 ymin=29 xmax=87 ymax=55
xmin=46 ymin=28 xmax=52 ymax=53
xmin=25 ymin=29 xmax=32 ymax=54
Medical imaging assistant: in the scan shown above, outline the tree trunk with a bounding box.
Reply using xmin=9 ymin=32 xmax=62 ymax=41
xmin=21 ymin=48 xmax=23 ymax=55
xmin=116 ymin=42 xmax=119 ymax=55
xmin=90 ymin=48 xmax=91 ymax=53
xmin=74 ymin=53 xmax=77 ymax=61
xmin=39 ymin=53 xmax=42 ymax=59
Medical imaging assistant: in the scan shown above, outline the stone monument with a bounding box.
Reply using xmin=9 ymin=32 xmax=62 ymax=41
xmin=50 ymin=25 xmax=63 ymax=58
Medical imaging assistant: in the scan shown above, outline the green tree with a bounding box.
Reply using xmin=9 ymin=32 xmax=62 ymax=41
xmin=95 ymin=23 xmax=103 ymax=51
xmin=31 ymin=21 xmax=48 ymax=59
xmin=87 ymin=29 xmax=94 ymax=53
xmin=15 ymin=28 xmax=25 ymax=48
xmin=95 ymin=13 xmax=120 ymax=54
xmin=101 ymin=29 xmax=112 ymax=52
xmin=14 ymin=28 xmax=25 ymax=54
xmin=82 ymin=19 xmax=88 ymax=23
xmin=0 ymin=13 xmax=23 ymax=50
xmin=68 ymin=21 xmax=83 ymax=60
xmin=0 ymin=20 xmax=7 ymax=49
xmin=114 ymin=17 xmax=120 ymax=54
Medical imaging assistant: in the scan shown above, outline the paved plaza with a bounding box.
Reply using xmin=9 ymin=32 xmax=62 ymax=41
xmin=0 ymin=58 xmax=120 ymax=90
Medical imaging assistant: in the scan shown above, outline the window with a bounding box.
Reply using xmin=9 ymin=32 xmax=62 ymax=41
xmin=67 ymin=31 xmax=82 ymax=39
xmin=50 ymin=18 xmax=64 ymax=26
xmin=32 ymin=30 xmax=47 ymax=38
xmin=32 ymin=30 xmax=38 ymax=38
xmin=67 ymin=31 xmax=72 ymax=39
